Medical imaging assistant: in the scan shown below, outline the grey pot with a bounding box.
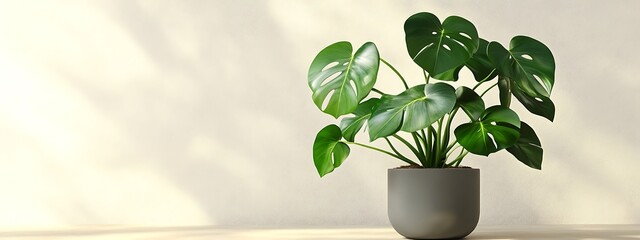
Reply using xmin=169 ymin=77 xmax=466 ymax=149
xmin=388 ymin=168 xmax=480 ymax=239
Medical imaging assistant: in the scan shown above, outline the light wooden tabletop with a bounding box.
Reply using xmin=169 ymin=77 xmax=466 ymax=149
xmin=0 ymin=225 xmax=638 ymax=239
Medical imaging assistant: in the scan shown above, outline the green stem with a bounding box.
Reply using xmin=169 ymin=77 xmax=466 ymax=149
xmin=384 ymin=138 xmax=415 ymax=165
xmin=412 ymin=133 xmax=427 ymax=166
xmin=446 ymin=144 xmax=462 ymax=158
xmin=371 ymin=88 xmax=385 ymax=95
xmin=454 ymin=150 xmax=469 ymax=167
xmin=481 ymin=83 xmax=498 ymax=97
xmin=445 ymin=141 xmax=457 ymax=153
xmin=427 ymin=126 xmax=435 ymax=167
xmin=346 ymin=141 xmax=419 ymax=166
xmin=434 ymin=119 xmax=444 ymax=167
xmin=392 ymin=134 xmax=423 ymax=162
xmin=380 ymin=58 xmax=409 ymax=90
xmin=471 ymin=69 xmax=497 ymax=90
xmin=441 ymin=109 xmax=458 ymax=155
xmin=420 ymin=129 xmax=429 ymax=161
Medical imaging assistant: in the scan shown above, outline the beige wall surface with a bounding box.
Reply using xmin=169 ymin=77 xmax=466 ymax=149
xmin=0 ymin=0 xmax=638 ymax=226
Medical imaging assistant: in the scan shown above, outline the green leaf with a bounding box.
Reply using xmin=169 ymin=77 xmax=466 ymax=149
xmin=405 ymin=12 xmax=479 ymax=76
xmin=368 ymin=83 xmax=456 ymax=141
xmin=432 ymin=39 xmax=497 ymax=82
xmin=432 ymin=65 xmax=462 ymax=81
xmin=507 ymin=122 xmax=543 ymax=170
xmin=487 ymin=37 xmax=556 ymax=121
xmin=454 ymin=106 xmax=521 ymax=156
xmin=308 ymin=42 xmax=380 ymax=118
xmin=488 ymin=36 xmax=555 ymax=98
xmin=455 ymin=86 xmax=485 ymax=120
xmin=466 ymin=38 xmax=498 ymax=82
xmin=512 ymin=84 xmax=555 ymax=121
xmin=339 ymin=98 xmax=380 ymax=142
xmin=313 ymin=125 xmax=351 ymax=177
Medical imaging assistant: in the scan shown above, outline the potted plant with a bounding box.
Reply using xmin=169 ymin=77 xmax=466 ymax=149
xmin=307 ymin=12 xmax=555 ymax=239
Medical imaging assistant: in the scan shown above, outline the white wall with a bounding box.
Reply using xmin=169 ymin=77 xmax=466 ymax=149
xmin=0 ymin=0 xmax=638 ymax=226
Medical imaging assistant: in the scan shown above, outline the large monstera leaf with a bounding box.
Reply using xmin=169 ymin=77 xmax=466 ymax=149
xmin=339 ymin=98 xmax=380 ymax=142
xmin=405 ymin=12 xmax=479 ymax=77
xmin=368 ymin=83 xmax=456 ymax=141
xmin=313 ymin=125 xmax=350 ymax=177
xmin=308 ymin=42 xmax=380 ymax=118
xmin=487 ymin=37 xmax=556 ymax=121
xmin=454 ymin=106 xmax=521 ymax=156
xmin=507 ymin=122 xmax=543 ymax=170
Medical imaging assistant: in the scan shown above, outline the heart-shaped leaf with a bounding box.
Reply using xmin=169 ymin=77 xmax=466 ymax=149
xmin=507 ymin=122 xmax=543 ymax=170
xmin=454 ymin=106 xmax=521 ymax=156
xmin=488 ymin=37 xmax=556 ymax=121
xmin=339 ymin=98 xmax=380 ymax=142
xmin=455 ymin=86 xmax=485 ymax=120
xmin=308 ymin=42 xmax=379 ymax=118
xmin=405 ymin=12 xmax=479 ymax=76
xmin=313 ymin=125 xmax=350 ymax=177
xmin=488 ymin=36 xmax=555 ymax=97
xmin=368 ymin=83 xmax=456 ymax=141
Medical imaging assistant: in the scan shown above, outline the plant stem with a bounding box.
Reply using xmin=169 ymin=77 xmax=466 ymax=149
xmin=434 ymin=119 xmax=444 ymax=167
xmin=371 ymin=88 xmax=385 ymax=95
xmin=427 ymin=126 xmax=435 ymax=167
xmin=392 ymin=134 xmax=424 ymax=163
xmin=441 ymin=110 xmax=456 ymax=152
xmin=384 ymin=137 xmax=414 ymax=165
xmin=471 ymin=69 xmax=496 ymax=90
xmin=454 ymin=150 xmax=469 ymax=167
xmin=422 ymin=70 xmax=430 ymax=84
xmin=445 ymin=141 xmax=457 ymax=152
xmin=411 ymin=133 xmax=427 ymax=166
xmin=481 ymin=83 xmax=498 ymax=97
xmin=380 ymin=58 xmax=409 ymax=90
xmin=446 ymin=148 xmax=468 ymax=167
xmin=345 ymin=141 xmax=419 ymax=166
xmin=420 ymin=129 xmax=429 ymax=161
xmin=446 ymin=144 xmax=461 ymax=158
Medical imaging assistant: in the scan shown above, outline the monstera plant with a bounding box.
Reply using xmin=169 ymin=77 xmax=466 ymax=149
xmin=308 ymin=12 xmax=555 ymax=177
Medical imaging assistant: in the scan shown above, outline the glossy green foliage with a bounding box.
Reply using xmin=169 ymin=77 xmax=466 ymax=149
xmin=507 ymin=122 xmax=543 ymax=169
xmin=454 ymin=106 xmax=521 ymax=156
xmin=307 ymin=12 xmax=556 ymax=175
xmin=405 ymin=12 xmax=479 ymax=77
xmin=466 ymin=39 xmax=498 ymax=81
xmin=488 ymin=37 xmax=556 ymax=121
xmin=368 ymin=83 xmax=456 ymax=140
xmin=308 ymin=42 xmax=380 ymax=118
xmin=455 ymin=87 xmax=485 ymax=120
xmin=339 ymin=98 xmax=380 ymax=142
xmin=313 ymin=125 xmax=350 ymax=177
xmin=433 ymin=39 xmax=497 ymax=82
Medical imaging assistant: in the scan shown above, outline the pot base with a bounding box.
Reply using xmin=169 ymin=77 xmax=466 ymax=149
xmin=388 ymin=168 xmax=479 ymax=239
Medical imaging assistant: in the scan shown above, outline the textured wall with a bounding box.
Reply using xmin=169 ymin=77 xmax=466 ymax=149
xmin=0 ymin=0 xmax=638 ymax=226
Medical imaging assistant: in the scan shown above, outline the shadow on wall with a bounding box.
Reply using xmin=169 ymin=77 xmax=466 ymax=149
xmin=0 ymin=0 xmax=639 ymax=226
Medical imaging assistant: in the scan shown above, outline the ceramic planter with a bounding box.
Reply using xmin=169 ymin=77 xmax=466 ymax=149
xmin=388 ymin=168 xmax=480 ymax=239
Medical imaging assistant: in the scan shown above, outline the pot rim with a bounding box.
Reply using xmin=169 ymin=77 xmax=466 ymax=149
xmin=388 ymin=167 xmax=479 ymax=171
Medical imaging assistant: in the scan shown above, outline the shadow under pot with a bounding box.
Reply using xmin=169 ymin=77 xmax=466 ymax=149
xmin=388 ymin=168 xmax=480 ymax=239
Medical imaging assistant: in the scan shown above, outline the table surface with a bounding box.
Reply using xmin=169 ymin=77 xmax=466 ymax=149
xmin=0 ymin=225 xmax=638 ymax=239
